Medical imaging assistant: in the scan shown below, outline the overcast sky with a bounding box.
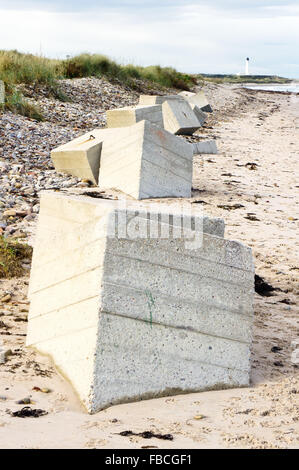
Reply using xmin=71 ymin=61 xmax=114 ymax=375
xmin=0 ymin=0 xmax=298 ymax=78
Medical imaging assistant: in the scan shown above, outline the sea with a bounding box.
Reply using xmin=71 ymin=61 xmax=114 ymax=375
xmin=243 ymin=83 xmax=299 ymax=93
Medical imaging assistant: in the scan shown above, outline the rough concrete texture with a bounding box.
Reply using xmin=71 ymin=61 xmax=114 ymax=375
xmin=106 ymin=105 xmax=163 ymax=128
xmin=190 ymin=104 xmax=206 ymax=126
xmin=162 ymin=99 xmax=201 ymax=135
xmin=63 ymin=189 xmax=225 ymax=238
xmin=139 ymin=94 xmax=184 ymax=105
xmin=98 ymin=119 xmax=193 ymax=199
xmin=193 ymin=140 xmax=218 ymax=155
xmin=0 ymin=80 xmax=5 ymax=104
xmin=179 ymin=90 xmax=213 ymax=113
xmin=27 ymin=191 xmax=255 ymax=413
xmin=51 ymin=128 xmax=126 ymax=184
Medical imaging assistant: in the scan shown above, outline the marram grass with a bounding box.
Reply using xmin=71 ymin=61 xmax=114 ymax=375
xmin=0 ymin=50 xmax=196 ymax=119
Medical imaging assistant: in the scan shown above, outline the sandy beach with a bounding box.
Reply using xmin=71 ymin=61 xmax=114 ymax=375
xmin=0 ymin=82 xmax=298 ymax=449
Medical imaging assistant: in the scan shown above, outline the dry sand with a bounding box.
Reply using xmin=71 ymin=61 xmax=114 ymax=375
xmin=0 ymin=83 xmax=298 ymax=449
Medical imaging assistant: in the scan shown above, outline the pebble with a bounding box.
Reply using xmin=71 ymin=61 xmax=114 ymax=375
xmin=16 ymin=397 xmax=32 ymax=405
xmin=3 ymin=209 xmax=16 ymax=217
xmin=0 ymin=294 xmax=12 ymax=303
xmin=0 ymin=349 xmax=12 ymax=364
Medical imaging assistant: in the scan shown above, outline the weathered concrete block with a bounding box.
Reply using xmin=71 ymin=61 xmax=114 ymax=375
xmin=193 ymin=140 xmax=218 ymax=155
xmin=51 ymin=128 xmax=126 ymax=184
xmin=98 ymin=120 xmax=193 ymax=199
xmin=190 ymin=104 xmax=206 ymax=126
xmin=179 ymin=90 xmax=213 ymax=113
xmin=139 ymin=94 xmax=184 ymax=105
xmin=27 ymin=192 xmax=254 ymax=413
xmin=106 ymin=105 xmax=163 ymax=128
xmin=162 ymin=99 xmax=201 ymax=135
xmin=0 ymin=80 xmax=5 ymax=105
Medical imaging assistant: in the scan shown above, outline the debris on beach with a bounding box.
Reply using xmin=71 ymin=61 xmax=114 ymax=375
xmin=217 ymin=203 xmax=244 ymax=210
xmin=119 ymin=430 xmax=174 ymax=441
xmin=271 ymin=346 xmax=283 ymax=353
xmin=32 ymin=386 xmax=51 ymax=393
xmin=255 ymin=274 xmax=278 ymax=296
xmin=244 ymin=213 xmax=260 ymax=221
xmin=7 ymin=406 xmax=48 ymax=418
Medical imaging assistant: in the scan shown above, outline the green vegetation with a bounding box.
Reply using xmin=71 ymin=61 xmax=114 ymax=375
xmin=0 ymin=236 xmax=32 ymax=279
xmin=0 ymin=50 xmax=63 ymax=88
xmin=197 ymin=73 xmax=291 ymax=84
xmin=0 ymin=50 xmax=196 ymax=119
xmin=0 ymin=50 xmax=64 ymax=119
xmin=63 ymin=53 xmax=195 ymax=90
xmin=3 ymin=83 xmax=44 ymax=121
xmin=0 ymin=49 xmax=195 ymax=90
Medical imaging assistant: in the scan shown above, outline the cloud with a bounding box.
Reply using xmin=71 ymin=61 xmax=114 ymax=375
xmin=0 ymin=0 xmax=183 ymax=11
xmin=0 ymin=1 xmax=298 ymax=77
xmin=0 ymin=0 xmax=297 ymax=14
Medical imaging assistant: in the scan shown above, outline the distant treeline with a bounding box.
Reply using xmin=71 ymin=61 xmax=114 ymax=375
xmin=197 ymin=73 xmax=291 ymax=84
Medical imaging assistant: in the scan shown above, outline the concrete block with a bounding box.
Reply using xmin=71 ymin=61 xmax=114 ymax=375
xmin=0 ymin=346 xmax=5 ymax=364
xmin=179 ymin=90 xmax=213 ymax=113
xmin=106 ymin=105 xmax=163 ymax=128
xmin=162 ymin=100 xmax=201 ymax=135
xmin=51 ymin=128 xmax=126 ymax=184
xmin=190 ymin=104 xmax=206 ymax=126
xmin=193 ymin=140 xmax=218 ymax=155
xmin=98 ymin=120 xmax=193 ymax=199
xmin=0 ymin=80 xmax=5 ymax=104
xmin=139 ymin=94 xmax=184 ymax=105
xmin=27 ymin=191 xmax=254 ymax=413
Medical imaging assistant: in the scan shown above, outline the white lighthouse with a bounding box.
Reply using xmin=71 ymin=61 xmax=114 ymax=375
xmin=245 ymin=57 xmax=249 ymax=75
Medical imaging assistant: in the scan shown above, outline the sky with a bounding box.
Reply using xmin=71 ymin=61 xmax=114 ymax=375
xmin=0 ymin=0 xmax=298 ymax=78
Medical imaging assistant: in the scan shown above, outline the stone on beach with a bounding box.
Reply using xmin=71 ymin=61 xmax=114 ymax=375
xmin=98 ymin=119 xmax=193 ymax=199
xmin=179 ymin=90 xmax=213 ymax=113
xmin=0 ymin=345 xmax=5 ymax=364
xmin=193 ymin=140 xmax=218 ymax=155
xmin=106 ymin=104 xmax=163 ymax=128
xmin=26 ymin=191 xmax=255 ymax=413
xmin=50 ymin=128 xmax=126 ymax=184
xmin=162 ymin=99 xmax=201 ymax=135
xmin=0 ymin=80 xmax=5 ymax=104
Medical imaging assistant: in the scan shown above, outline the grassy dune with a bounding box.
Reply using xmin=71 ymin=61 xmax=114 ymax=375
xmin=0 ymin=50 xmax=196 ymax=119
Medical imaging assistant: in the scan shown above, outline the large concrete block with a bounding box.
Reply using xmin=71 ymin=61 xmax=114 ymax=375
xmin=0 ymin=80 xmax=5 ymax=104
xmin=179 ymin=90 xmax=213 ymax=113
xmin=98 ymin=120 xmax=193 ymax=199
xmin=162 ymin=99 xmax=201 ymax=135
xmin=27 ymin=192 xmax=255 ymax=413
xmin=190 ymin=104 xmax=206 ymax=126
xmin=106 ymin=105 xmax=163 ymax=128
xmin=51 ymin=128 xmax=126 ymax=184
xmin=139 ymin=94 xmax=184 ymax=105
xmin=193 ymin=140 xmax=218 ymax=155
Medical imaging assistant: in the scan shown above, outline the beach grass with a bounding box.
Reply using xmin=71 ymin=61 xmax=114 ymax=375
xmin=0 ymin=50 xmax=196 ymax=119
xmin=0 ymin=236 xmax=32 ymax=279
